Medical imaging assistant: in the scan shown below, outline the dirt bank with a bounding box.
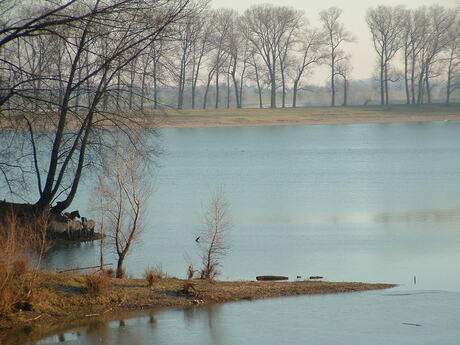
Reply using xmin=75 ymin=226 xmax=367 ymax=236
xmin=0 ymin=271 xmax=395 ymax=343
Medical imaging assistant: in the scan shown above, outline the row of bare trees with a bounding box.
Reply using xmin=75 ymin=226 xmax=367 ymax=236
xmin=367 ymin=5 xmax=460 ymax=105
xmin=128 ymin=4 xmax=352 ymax=109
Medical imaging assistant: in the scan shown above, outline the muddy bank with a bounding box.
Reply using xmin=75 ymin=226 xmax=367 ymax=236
xmin=0 ymin=271 xmax=395 ymax=343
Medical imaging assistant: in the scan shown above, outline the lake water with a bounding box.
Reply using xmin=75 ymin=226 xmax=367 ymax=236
xmin=23 ymin=121 xmax=460 ymax=344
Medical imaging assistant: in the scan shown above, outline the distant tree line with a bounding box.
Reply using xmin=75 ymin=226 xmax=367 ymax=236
xmin=2 ymin=2 xmax=459 ymax=120
xmin=367 ymin=5 xmax=460 ymax=105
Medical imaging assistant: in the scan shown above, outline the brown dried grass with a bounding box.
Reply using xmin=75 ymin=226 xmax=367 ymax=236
xmin=85 ymin=274 xmax=112 ymax=296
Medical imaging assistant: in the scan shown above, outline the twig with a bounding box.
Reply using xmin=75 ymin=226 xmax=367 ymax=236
xmin=27 ymin=314 xmax=42 ymax=321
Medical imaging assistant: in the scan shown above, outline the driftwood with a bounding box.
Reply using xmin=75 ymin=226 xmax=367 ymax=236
xmin=58 ymin=263 xmax=112 ymax=273
xmin=256 ymin=275 xmax=288 ymax=281
xmin=309 ymin=276 xmax=323 ymax=280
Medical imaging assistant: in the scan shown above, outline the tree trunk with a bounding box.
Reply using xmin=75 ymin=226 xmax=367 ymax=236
xmin=292 ymin=79 xmax=298 ymax=108
xmin=281 ymin=69 xmax=286 ymax=108
xmin=425 ymin=64 xmax=431 ymax=104
xmin=254 ymin=63 xmax=263 ymax=109
xmin=411 ymin=51 xmax=416 ymax=104
xmin=270 ymin=71 xmax=276 ymax=109
xmin=116 ymin=254 xmax=125 ymax=278
xmin=380 ymin=55 xmax=385 ymax=105
xmin=446 ymin=53 xmax=453 ymax=105
xmin=215 ymin=71 xmax=219 ymax=109
xmin=226 ymin=72 xmax=230 ymax=109
xmin=384 ymin=63 xmax=389 ymax=105
xmin=331 ymin=57 xmax=335 ymax=107
xmin=404 ymin=51 xmax=410 ymax=105
xmin=153 ymin=62 xmax=158 ymax=109
xmin=203 ymin=76 xmax=212 ymax=109
xmin=342 ymin=78 xmax=348 ymax=106
xmin=231 ymin=70 xmax=240 ymax=108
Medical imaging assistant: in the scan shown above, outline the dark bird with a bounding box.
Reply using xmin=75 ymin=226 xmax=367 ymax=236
xmin=195 ymin=236 xmax=200 ymax=243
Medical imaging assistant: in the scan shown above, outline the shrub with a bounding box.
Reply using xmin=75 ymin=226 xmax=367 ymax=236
xmin=85 ymin=274 xmax=111 ymax=296
xmin=100 ymin=267 xmax=115 ymax=278
xmin=143 ymin=265 xmax=168 ymax=288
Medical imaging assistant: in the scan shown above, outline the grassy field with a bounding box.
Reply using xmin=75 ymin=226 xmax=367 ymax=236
xmin=150 ymin=103 xmax=460 ymax=128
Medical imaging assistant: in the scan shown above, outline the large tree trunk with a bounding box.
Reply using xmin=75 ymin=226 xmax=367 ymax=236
xmin=116 ymin=254 xmax=125 ymax=278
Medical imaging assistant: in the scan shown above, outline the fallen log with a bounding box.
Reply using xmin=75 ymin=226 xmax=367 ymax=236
xmin=256 ymin=275 xmax=288 ymax=281
xmin=309 ymin=276 xmax=323 ymax=280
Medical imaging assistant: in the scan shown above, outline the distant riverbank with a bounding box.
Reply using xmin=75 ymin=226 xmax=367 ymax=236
xmin=2 ymin=104 xmax=459 ymax=132
xmin=0 ymin=271 xmax=394 ymax=343
xmin=154 ymin=104 xmax=460 ymax=128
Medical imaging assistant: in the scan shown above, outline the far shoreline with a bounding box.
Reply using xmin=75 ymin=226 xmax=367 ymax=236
xmin=1 ymin=104 xmax=460 ymax=132
xmin=152 ymin=104 xmax=460 ymax=129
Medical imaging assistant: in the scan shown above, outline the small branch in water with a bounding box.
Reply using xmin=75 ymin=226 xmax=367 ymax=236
xmin=402 ymin=322 xmax=422 ymax=327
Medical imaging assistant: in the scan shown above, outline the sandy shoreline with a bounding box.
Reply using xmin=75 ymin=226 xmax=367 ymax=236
xmin=0 ymin=271 xmax=395 ymax=343
xmin=152 ymin=104 xmax=460 ymax=129
xmin=2 ymin=105 xmax=459 ymax=131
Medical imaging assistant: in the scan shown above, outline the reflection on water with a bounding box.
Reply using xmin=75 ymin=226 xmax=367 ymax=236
xmin=21 ymin=122 xmax=460 ymax=345
xmin=24 ymin=289 xmax=460 ymax=345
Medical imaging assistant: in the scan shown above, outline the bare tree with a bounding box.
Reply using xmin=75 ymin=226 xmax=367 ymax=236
xmin=197 ymin=188 xmax=232 ymax=280
xmin=336 ymin=55 xmax=353 ymax=106
xmin=444 ymin=10 xmax=460 ymax=105
xmin=291 ymin=28 xmax=326 ymax=108
xmin=0 ymin=0 xmax=194 ymax=214
xmin=97 ymin=134 xmax=152 ymax=278
xmin=417 ymin=6 xmax=456 ymax=104
xmin=241 ymin=4 xmax=304 ymax=109
xmin=366 ymin=6 xmax=405 ymax=105
xmin=319 ymin=7 xmax=353 ymax=107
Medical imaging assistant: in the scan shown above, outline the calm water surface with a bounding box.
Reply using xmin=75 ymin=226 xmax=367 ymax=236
xmin=32 ymin=121 xmax=460 ymax=344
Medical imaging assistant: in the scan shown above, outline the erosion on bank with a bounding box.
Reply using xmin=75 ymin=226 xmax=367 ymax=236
xmin=0 ymin=271 xmax=395 ymax=343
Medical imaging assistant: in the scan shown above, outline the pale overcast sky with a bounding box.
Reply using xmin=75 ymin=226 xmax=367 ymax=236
xmin=212 ymin=0 xmax=458 ymax=84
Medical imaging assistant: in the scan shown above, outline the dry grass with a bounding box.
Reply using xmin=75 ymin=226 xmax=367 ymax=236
xmin=143 ymin=265 xmax=168 ymax=288
xmin=148 ymin=104 xmax=460 ymax=129
xmin=0 ymin=271 xmax=395 ymax=343
xmin=0 ymin=211 xmax=48 ymax=316
xmin=85 ymin=274 xmax=112 ymax=296
xmin=2 ymin=104 xmax=459 ymax=131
